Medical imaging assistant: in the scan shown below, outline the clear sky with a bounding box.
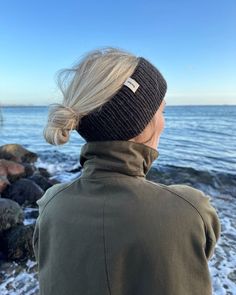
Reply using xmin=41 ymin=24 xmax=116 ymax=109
xmin=0 ymin=0 xmax=235 ymax=106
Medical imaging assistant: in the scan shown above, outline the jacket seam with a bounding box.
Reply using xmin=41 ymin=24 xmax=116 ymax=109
xmin=38 ymin=179 xmax=78 ymax=219
xmin=103 ymin=195 xmax=112 ymax=295
xmin=38 ymin=176 xmax=141 ymax=216
xmin=145 ymin=180 xmax=209 ymax=237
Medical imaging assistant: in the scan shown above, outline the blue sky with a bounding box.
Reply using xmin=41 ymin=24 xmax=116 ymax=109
xmin=0 ymin=0 xmax=235 ymax=106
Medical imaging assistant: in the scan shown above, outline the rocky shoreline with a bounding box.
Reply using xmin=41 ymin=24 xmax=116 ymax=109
xmin=0 ymin=144 xmax=59 ymax=264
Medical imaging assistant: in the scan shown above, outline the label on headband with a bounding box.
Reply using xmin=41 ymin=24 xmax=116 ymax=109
xmin=124 ymin=77 xmax=140 ymax=93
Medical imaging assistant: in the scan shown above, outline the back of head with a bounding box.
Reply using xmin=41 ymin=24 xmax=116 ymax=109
xmin=44 ymin=47 xmax=139 ymax=145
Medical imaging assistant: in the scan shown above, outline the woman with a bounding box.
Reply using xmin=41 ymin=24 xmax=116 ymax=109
xmin=33 ymin=47 xmax=221 ymax=295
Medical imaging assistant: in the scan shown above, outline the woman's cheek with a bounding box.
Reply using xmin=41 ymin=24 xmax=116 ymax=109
xmin=156 ymin=113 xmax=165 ymax=133
xmin=161 ymin=114 xmax=165 ymax=131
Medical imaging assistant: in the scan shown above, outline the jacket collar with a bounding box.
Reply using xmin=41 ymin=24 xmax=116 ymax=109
xmin=79 ymin=140 xmax=159 ymax=178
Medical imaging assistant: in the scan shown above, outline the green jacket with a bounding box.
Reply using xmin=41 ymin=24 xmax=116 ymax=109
xmin=33 ymin=140 xmax=221 ymax=295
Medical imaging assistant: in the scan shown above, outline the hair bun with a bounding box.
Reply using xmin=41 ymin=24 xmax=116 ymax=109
xmin=43 ymin=103 xmax=79 ymax=145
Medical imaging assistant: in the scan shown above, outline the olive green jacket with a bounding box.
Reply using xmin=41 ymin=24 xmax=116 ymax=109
xmin=33 ymin=140 xmax=221 ymax=295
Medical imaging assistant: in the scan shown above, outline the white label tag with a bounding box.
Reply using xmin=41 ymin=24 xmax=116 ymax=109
xmin=124 ymin=77 xmax=140 ymax=93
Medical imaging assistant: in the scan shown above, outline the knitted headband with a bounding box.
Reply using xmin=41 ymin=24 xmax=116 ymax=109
xmin=76 ymin=57 xmax=167 ymax=142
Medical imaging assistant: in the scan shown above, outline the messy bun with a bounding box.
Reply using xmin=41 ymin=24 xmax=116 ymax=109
xmin=43 ymin=103 xmax=79 ymax=145
xmin=44 ymin=46 xmax=139 ymax=145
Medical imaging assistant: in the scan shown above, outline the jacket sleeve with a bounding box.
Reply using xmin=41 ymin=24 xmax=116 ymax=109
xmin=200 ymin=194 xmax=221 ymax=260
xmin=31 ymin=185 xmax=54 ymax=263
xmin=31 ymin=183 xmax=69 ymax=263
xmin=167 ymin=184 xmax=221 ymax=260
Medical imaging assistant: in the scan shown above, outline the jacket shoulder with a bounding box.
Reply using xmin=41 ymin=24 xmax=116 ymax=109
xmin=36 ymin=180 xmax=75 ymax=215
xmin=164 ymin=184 xmax=218 ymax=224
xmin=163 ymin=183 xmax=213 ymax=213
xmin=146 ymin=181 xmax=212 ymax=210
xmin=147 ymin=181 xmax=213 ymax=214
xmin=146 ymin=181 xmax=221 ymax=258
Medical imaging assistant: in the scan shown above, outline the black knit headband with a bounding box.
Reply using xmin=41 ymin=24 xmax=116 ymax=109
xmin=76 ymin=57 xmax=167 ymax=142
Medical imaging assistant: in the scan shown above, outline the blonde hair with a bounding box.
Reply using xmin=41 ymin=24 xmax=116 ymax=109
xmin=44 ymin=47 xmax=139 ymax=145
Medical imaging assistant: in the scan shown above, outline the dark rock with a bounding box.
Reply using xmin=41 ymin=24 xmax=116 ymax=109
xmin=0 ymin=144 xmax=38 ymax=163
xmin=0 ymin=176 xmax=10 ymax=193
xmin=49 ymin=178 xmax=60 ymax=185
xmin=37 ymin=167 xmax=51 ymax=178
xmin=66 ymin=164 xmax=82 ymax=173
xmin=0 ymin=250 xmax=7 ymax=261
xmin=22 ymin=163 xmax=36 ymax=177
xmin=0 ymin=198 xmax=24 ymax=233
xmin=28 ymin=174 xmax=53 ymax=191
xmin=1 ymin=178 xmax=44 ymax=206
xmin=1 ymin=224 xmax=35 ymax=262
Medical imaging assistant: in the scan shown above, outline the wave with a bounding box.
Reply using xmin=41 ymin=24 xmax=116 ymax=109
xmin=147 ymin=164 xmax=236 ymax=198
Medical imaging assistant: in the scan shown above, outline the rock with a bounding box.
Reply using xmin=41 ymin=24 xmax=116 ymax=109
xmin=66 ymin=163 xmax=82 ymax=173
xmin=0 ymin=159 xmax=8 ymax=175
xmin=35 ymin=168 xmax=60 ymax=184
xmin=0 ymin=198 xmax=24 ymax=233
xmin=0 ymin=176 xmax=10 ymax=193
xmin=1 ymin=224 xmax=35 ymax=262
xmin=22 ymin=163 xmax=36 ymax=177
xmin=0 ymin=144 xmax=38 ymax=163
xmin=1 ymin=178 xmax=44 ymax=206
xmin=0 ymin=250 xmax=7 ymax=261
xmin=49 ymin=178 xmax=60 ymax=185
xmin=1 ymin=159 xmax=25 ymax=176
xmin=37 ymin=167 xmax=51 ymax=178
xmin=0 ymin=159 xmax=25 ymax=186
xmin=28 ymin=174 xmax=53 ymax=191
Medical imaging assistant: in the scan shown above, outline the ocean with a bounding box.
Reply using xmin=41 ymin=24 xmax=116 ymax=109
xmin=0 ymin=105 xmax=236 ymax=294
